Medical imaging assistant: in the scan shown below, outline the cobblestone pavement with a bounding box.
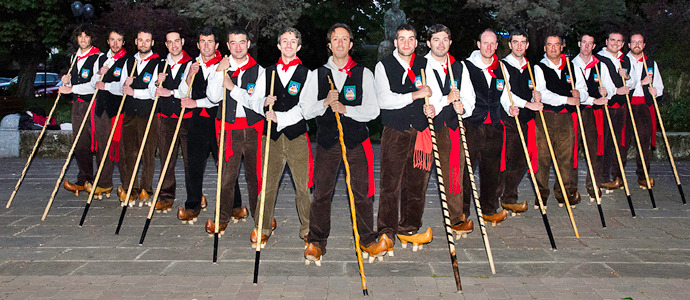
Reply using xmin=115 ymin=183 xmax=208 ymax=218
xmin=0 ymin=144 xmax=689 ymax=299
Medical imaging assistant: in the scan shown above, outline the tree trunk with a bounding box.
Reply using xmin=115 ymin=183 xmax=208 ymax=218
xmin=16 ymin=57 xmax=40 ymax=101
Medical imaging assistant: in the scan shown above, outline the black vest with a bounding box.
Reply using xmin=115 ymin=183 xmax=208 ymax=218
xmin=638 ymin=56 xmax=660 ymax=105
xmin=464 ymin=59 xmax=505 ymax=126
xmin=216 ymin=63 xmax=264 ymax=126
xmin=97 ymin=53 xmax=132 ymax=117
xmin=430 ymin=61 xmax=463 ymax=130
xmin=70 ymin=53 xmax=100 ymax=102
xmin=190 ymin=63 xmax=213 ymax=101
xmin=124 ymin=56 xmax=161 ymax=116
xmin=536 ymin=61 xmax=577 ymax=113
xmin=264 ymin=64 xmax=309 ymax=141
xmin=580 ymin=60 xmax=604 ymax=110
xmin=379 ymin=54 xmax=429 ymax=132
xmin=314 ymin=65 xmax=370 ymax=149
xmin=594 ymin=52 xmax=632 ymax=106
xmin=500 ymin=60 xmax=535 ymax=124
xmin=158 ymin=59 xmax=193 ymax=117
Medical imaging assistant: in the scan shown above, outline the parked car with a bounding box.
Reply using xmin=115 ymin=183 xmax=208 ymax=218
xmin=35 ymin=82 xmax=63 ymax=98
xmin=0 ymin=72 xmax=60 ymax=94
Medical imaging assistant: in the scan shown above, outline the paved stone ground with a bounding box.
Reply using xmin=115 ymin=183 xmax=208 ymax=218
xmin=0 ymin=144 xmax=689 ymax=299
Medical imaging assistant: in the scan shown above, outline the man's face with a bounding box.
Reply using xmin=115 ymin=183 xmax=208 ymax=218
xmin=544 ymin=36 xmax=563 ymax=60
xmin=227 ymin=33 xmax=250 ymax=60
xmin=426 ymin=31 xmax=451 ymax=58
xmin=509 ymin=35 xmax=528 ymax=58
xmin=476 ymin=31 xmax=498 ymax=59
xmin=277 ymin=32 xmax=301 ymax=58
xmin=77 ymin=32 xmax=92 ymax=51
xmin=606 ymin=33 xmax=624 ymax=54
xmin=394 ymin=30 xmax=417 ymax=57
xmin=197 ymin=34 xmax=218 ymax=58
xmin=328 ymin=27 xmax=353 ymax=60
xmin=135 ymin=32 xmax=154 ymax=54
xmin=578 ymin=35 xmax=595 ymax=56
xmin=165 ymin=32 xmax=184 ymax=57
xmin=107 ymin=32 xmax=124 ymax=54
xmin=629 ymin=34 xmax=645 ymax=56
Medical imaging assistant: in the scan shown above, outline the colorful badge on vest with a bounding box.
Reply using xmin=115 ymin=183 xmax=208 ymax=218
xmin=113 ymin=67 xmax=122 ymax=77
xmin=288 ymin=80 xmax=301 ymax=95
xmin=566 ymin=74 xmax=572 ymax=84
xmin=142 ymin=72 xmax=153 ymax=84
xmin=496 ymin=79 xmax=505 ymax=91
xmin=647 ymin=67 xmax=653 ymax=76
xmin=593 ymin=73 xmax=599 ymax=82
xmin=452 ymin=80 xmax=459 ymax=88
xmin=81 ymin=69 xmax=90 ymax=79
xmin=344 ymin=85 xmax=356 ymax=101
xmin=528 ymin=79 xmax=534 ymax=89
xmin=414 ymin=75 xmax=423 ymax=89
xmin=247 ymin=83 xmax=256 ymax=95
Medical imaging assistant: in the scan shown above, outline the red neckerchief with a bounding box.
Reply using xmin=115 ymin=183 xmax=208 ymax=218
xmin=406 ymin=53 xmax=416 ymax=83
xmin=231 ymin=54 xmax=257 ymax=77
xmin=338 ymin=56 xmax=358 ymax=77
xmin=204 ymin=50 xmax=222 ymax=67
xmin=140 ymin=52 xmax=159 ymax=63
xmin=637 ymin=53 xmax=648 ymax=62
xmin=487 ymin=54 xmax=499 ymax=78
xmin=521 ymin=57 xmax=529 ymax=70
xmin=277 ymin=56 xmax=302 ymax=72
xmin=77 ymin=47 xmax=100 ymax=62
xmin=584 ymin=55 xmax=600 ymax=70
xmin=169 ymin=50 xmax=193 ymax=70
xmin=558 ymin=53 xmax=567 ymax=70
xmin=617 ymin=52 xmax=624 ymax=62
xmin=444 ymin=54 xmax=456 ymax=74
xmin=112 ymin=48 xmax=126 ymax=60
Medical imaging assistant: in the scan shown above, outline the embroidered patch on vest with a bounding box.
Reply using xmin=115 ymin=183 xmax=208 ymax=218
xmin=496 ymin=79 xmax=505 ymax=91
xmin=142 ymin=72 xmax=153 ymax=84
xmin=247 ymin=83 xmax=256 ymax=95
xmin=344 ymin=85 xmax=356 ymax=101
xmin=453 ymin=80 xmax=459 ymax=88
xmin=81 ymin=69 xmax=90 ymax=79
xmin=593 ymin=74 xmax=599 ymax=82
xmin=528 ymin=79 xmax=534 ymax=89
xmin=566 ymin=74 xmax=572 ymax=84
xmin=414 ymin=75 xmax=423 ymax=89
xmin=288 ymin=80 xmax=301 ymax=95
xmin=647 ymin=67 xmax=653 ymax=76
xmin=113 ymin=67 xmax=122 ymax=77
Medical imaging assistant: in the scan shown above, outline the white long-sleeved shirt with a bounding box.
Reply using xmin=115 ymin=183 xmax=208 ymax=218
xmin=301 ymin=56 xmax=379 ymax=122
xmin=119 ymin=52 xmax=157 ymax=100
xmin=533 ymin=54 xmax=587 ymax=107
xmin=596 ymin=48 xmax=637 ymax=96
xmin=100 ymin=49 xmax=126 ymax=96
xmin=627 ymin=52 xmax=664 ymax=98
xmin=153 ymin=53 xmax=193 ymax=99
xmin=424 ymin=53 xmax=475 ymax=118
xmin=462 ymin=50 xmax=515 ymax=116
xmin=207 ymin=55 xmax=265 ymax=118
xmin=501 ymin=53 xmax=531 ymax=108
xmin=572 ymin=54 xmax=603 ymax=106
xmin=69 ymin=47 xmax=101 ymax=96
xmin=375 ymin=50 xmax=418 ymax=110
xmin=179 ymin=55 xmax=218 ymax=108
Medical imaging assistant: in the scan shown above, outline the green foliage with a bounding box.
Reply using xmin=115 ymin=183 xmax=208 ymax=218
xmin=658 ymin=69 xmax=690 ymax=132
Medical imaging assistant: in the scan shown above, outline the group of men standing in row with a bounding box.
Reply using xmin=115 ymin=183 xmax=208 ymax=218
xmin=58 ymin=22 xmax=662 ymax=264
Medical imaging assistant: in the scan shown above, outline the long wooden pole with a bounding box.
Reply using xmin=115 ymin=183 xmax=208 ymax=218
xmin=642 ymin=55 xmax=685 ymax=204
xmin=253 ymin=70 xmax=275 ymax=284
xmin=327 ymin=75 xmax=369 ymax=295
xmin=565 ymin=57 xmax=606 ymax=227
xmin=526 ymin=62 xmax=580 ymax=238
xmin=212 ymin=72 xmax=228 ymax=262
xmin=79 ymin=63 xmax=138 ymax=226
xmin=7 ymin=54 xmax=78 ymax=208
xmin=43 ymin=72 xmax=105 ymax=219
xmin=594 ymin=64 xmax=635 ymax=216
xmin=498 ymin=62 xmax=557 ymax=249
xmin=620 ymin=61 xmax=656 ymax=208
xmin=138 ymin=63 xmax=197 ymax=242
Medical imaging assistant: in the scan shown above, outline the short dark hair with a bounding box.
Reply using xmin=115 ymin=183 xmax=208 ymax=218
xmin=478 ymin=29 xmax=497 ymax=41
xmin=629 ymin=32 xmax=645 ymax=43
xmin=607 ymin=31 xmax=625 ymax=40
xmin=73 ymin=23 xmax=94 ymax=43
xmin=198 ymin=27 xmax=218 ymax=42
xmin=395 ymin=24 xmax=416 ymax=39
xmin=278 ymin=27 xmax=302 ymax=46
xmin=107 ymin=27 xmax=126 ymax=39
xmin=509 ymin=29 xmax=528 ymax=42
xmin=544 ymin=34 xmax=563 ymax=46
xmin=578 ymin=33 xmax=595 ymax=42
xmin=165 ymin=30 xmax=183 ymax=41
xmin=227 ymin=27 xmax=250 ymax=41
xmin=327 ymin=23 xmax=353 ymax=41
xmin=136 ymin=28 xmax=154 ymax=39
xmin=427 ymin=24 xmax=451 ymax=40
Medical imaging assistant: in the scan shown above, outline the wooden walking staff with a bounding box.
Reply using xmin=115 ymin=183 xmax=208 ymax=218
xmin=211 ymin=73 xmax=229 ymax=262
xmin=444 ymin=69 xmax=496 ymax=275
xmin=620 ymin=61 xmax=656 ymax=208
xmin=594 ymin=64 xmax=635 ymax=216
xmin=327 ymin=75 xmax=369 ymax=295
xmin=565 ymin=57 xmax=606 ymax=228
xmin=138 ymin=63 xmax=198 ymax=242
xmin=78 ymin=63 xmax=138 ymax=226
xmin=253 ymin=70 xmax=275 ymax=284
xmin=7 ymin=54 xmax=78 ymax=208
xmin=44 ymin=72 xmax=105 ymax=220
xmin=643 ymin=55 xmax=686 ymax=204
xmin=498 ymin=62 xmax=557 ymax=249
xmin=526 ymin=62 xmax=580 ymax=238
